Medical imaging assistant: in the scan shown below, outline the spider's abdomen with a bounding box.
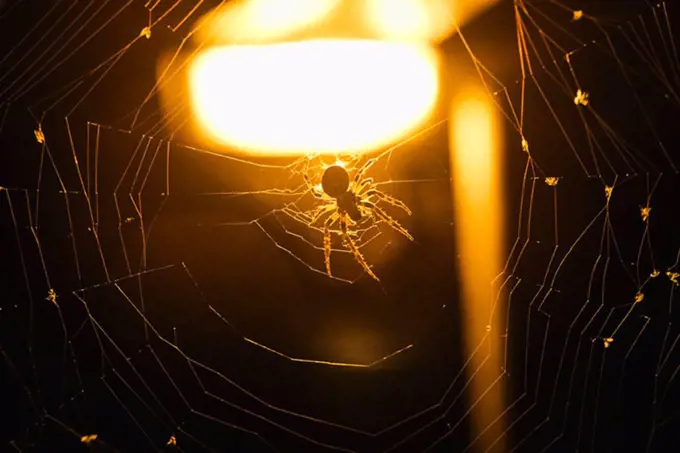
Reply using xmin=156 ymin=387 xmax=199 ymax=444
xmin=322 ymin=165 xmax=350 ymax=198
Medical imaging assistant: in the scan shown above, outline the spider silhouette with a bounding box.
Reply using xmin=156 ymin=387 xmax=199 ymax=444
xmin=303 ymin=158 xmax=413 ymax=281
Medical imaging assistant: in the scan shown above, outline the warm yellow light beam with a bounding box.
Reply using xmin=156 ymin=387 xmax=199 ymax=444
xmin=450 ymin=86 xmax=507 ymax=452
xmin=189 ymin=40 xmax=439 ymax=156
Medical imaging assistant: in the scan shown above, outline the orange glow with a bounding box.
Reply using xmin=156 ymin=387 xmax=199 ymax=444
xmin=363 ymin=0 xmax=457 ymax=43
xmin=189 ymin=40 xmax=439 ymax=156
xmin=183 ymin=0 xmax=500 ymax=157
xmin=195 ymin=0 xmax=341 ymax=45
xmin=450 ymin=87 xmax=507 ymax=451
xmin=197 ymin=0 xmax=501 ymax=46
xmin=363 ymin=0 xmax=501 ymax=43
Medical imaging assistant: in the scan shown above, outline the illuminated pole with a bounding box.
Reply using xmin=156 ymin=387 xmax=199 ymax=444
xmin=450 ymin=85 xmax=507 ymax=452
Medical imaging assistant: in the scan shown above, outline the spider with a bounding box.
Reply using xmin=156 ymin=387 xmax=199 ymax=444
xmin=303 ymin=158 xmax=414 ymax=281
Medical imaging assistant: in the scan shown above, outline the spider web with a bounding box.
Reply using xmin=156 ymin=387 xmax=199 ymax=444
xmin=1 ymin=0 xmax=679 ymax=452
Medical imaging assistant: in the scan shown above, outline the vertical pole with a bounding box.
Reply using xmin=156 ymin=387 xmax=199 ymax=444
xmin=450 ymin=85 xmax=507 ymax=452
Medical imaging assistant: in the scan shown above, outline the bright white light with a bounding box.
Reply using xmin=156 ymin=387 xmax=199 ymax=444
xmin=189 ymin=40 xmax=439 ymax=156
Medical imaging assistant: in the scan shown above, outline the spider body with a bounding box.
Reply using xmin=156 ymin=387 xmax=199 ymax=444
xmin=304 ymin=159 xmax=414 ymax=282
xmin=322 ymin=165 xmax=362 ymax=222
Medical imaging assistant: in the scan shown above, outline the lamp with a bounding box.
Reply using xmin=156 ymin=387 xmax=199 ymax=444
xmin=179 ymin=0 xmax=499 ymax=156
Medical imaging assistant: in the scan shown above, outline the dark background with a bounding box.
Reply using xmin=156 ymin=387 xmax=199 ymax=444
xmin=1 ymin=1 xmax=679 ymax=452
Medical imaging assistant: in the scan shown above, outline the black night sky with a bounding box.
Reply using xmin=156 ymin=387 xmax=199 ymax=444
xmin=1 ymin=1 xmax=679 ymax=452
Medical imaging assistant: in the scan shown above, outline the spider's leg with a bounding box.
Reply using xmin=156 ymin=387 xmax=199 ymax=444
xmin=323 ymin=212 xmax=340 ymax=277
xmin=364 ymin=189 xmax=412 ymax=215
xmin=362 ymin=201 xmax=414 ymax=241
xmin=340 ymin=217 xmax=379 ymax=282
xmin=354 ymin=177 xmax=374 ymax=195
xmin=310 ymin=203 xmax=337 ymax=226
xmin=353 ymin=157 xmax=378 ymax=185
